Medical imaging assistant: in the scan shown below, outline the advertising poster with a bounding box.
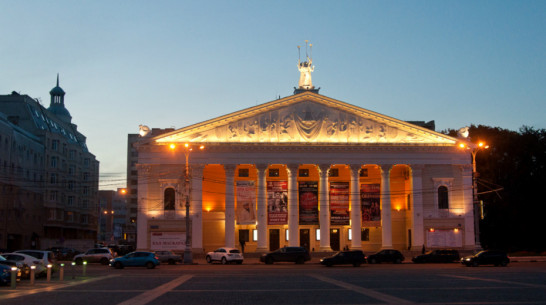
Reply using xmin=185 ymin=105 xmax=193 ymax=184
xmin=330 ymin=182 xmax=350 ymax=225
xmin=267 ymin=181 xmax=288 ymax=225
xmin=299 ymin=181 xmax=319 ymax=225
xmin=236 ymin=180 xmax=256 ymax=225
xmin=150 ymin=232 xmax=185 ymax=251
xmin=361 ymin=183 xmax=381 ymax=227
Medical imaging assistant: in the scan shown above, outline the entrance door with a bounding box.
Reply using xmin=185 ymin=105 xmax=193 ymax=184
xmin=299 ymin=229 xmax=310 ymax=252
xmin=330 ymin=229 xmax=340 ymax=251
xmin=269 ymin=229 xmax=280 ymax=251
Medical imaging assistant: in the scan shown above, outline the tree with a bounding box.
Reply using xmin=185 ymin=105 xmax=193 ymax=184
xmin=445 ymin=125 xmax=546 ymax=252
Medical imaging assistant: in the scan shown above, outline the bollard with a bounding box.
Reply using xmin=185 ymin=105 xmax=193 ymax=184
xmin=10 ymin=266 xmax=17 ymax=289
xmin=30 ymin=265 xmax=36 ymax=285
xmin=82 ymin=261 xmax=87 ymax=277
xmin=59 ymin=263 xmax=64 ymax=281
xmin=71 ymin=262 xmax=76 ymax=279
xmin=46 ymin=264 xmax=52 ymax=282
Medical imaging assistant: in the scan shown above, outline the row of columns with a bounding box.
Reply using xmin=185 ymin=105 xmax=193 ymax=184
xmin=199 ymin=163 xmax=408 ymax=251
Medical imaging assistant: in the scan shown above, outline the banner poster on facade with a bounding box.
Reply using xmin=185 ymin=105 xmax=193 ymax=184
xmin=330 ymin=182 xmax=350 ymax=225
xmin=150 ymin=232 xmax=185 ymax=251
xmin=236 ymin=180 xmax=256 ymax=225
xmin=426 ymin=229 xmax=463 ymax=248
xmin=267 ymin=181 xmax=288 ymax=225
xmin=361 ymin=183 xmax=381 ymax=227
xmin=299 ymin=181 xmax=319 ymax=225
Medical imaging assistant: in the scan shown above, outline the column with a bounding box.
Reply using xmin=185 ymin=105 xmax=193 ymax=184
xmin=136 ymin=165 xmax=150 ymax=250
xmin=380 ymin=164 xmax=393 ymax=249
xmin=318 ymin=164 xmax=331 ymax=251
xmin=462 ymin=164 xmax=475 ymax=249
xmin=350 ymin=164 xmax=362 ymax=250
xmin=224 ymin=164 xmax=236 ymax=248
xmin=256 ymin=164 xmax=269 ymax=252
xmin=191 ymin=164 xmax=205 ymax=253
xmin=411 ymin=164 xmax=425 ymax=251
xmin=287 ymin=164 xmax=299 ymax=247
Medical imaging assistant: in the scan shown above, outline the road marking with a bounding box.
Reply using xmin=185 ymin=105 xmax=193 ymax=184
xmin=0 ymin=274 xmax=120 ymax=300
xmin=310 ymin=274 xmax=415 ymax=305
xmin=116 ymin=274 xmax=193 ymax=305
xmin=442 ymin=274 xmax=546 ymax=289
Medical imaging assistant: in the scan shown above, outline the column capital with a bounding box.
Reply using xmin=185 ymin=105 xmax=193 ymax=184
xmin=286 ymin=164 xmax=300 ymax=174
xmin=349 ymin=164 xmax=362 ymax=174
xmin=256 ymin=164 xmax=269 ymax=171
xmin=317 ymin=164 xmax=331 ymax=174
xmin=379 ymin=164 xmax=394 ymax=174
xmin=223 ymin=164 xmax=237 ymax=175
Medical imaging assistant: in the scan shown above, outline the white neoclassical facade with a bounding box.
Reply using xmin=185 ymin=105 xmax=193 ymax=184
xmin=135 ymin=90 xmax=475 ymax=254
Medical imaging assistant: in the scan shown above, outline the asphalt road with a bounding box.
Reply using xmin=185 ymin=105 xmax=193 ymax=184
xmin=1 ymin=261 xmax=545 ymax=305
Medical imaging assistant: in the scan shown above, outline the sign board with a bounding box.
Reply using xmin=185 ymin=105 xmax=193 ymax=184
xmin=150 ymin=232 xmax=186 ymax=250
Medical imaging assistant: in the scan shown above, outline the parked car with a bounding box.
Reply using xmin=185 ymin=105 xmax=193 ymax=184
xmin=206 ymin=247 xmax=244 ymax=264
xmin=73 ymin=248 xmax=115 ymax=265
xmin=1 ymin=253 xmax=45 ymax=278
xmin=0 ymin=264 xmax=21 ymax=285
xmin=154 ymin=250 xmax=182 ymax=265
xmin=260 ymin=246 xmax=311 ymax=264
xmin=320 ymin=250 xmax=366 ymax=267
xmin=13 ymin=250 xmax=58 ymax=272
xmin=0 ymin=256 xmax=23 ymax=282
xmin=366 ymin=249 xmax=405 ymax=264
xmin=412 ymin=249 xmax=460 ymax=263
xmin=109 ymin=252 xmax=160 ymax=269
xmin=46 ymin=247 xmax=80 ymax=261
xmin=461 ymin=250 xmax=510 ymax=267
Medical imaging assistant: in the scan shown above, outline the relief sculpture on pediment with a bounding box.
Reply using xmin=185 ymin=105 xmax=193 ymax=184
xmin=168 ymin=101 xmax=445 ymax=144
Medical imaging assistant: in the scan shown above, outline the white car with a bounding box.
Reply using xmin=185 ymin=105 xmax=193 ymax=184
xmin=205 ymin=247 xmax=243 ymax=264
xmin=14 ymin=250 xmax=58 ymax=271
xmin=1 ymin=253 xmax=47 ymax=277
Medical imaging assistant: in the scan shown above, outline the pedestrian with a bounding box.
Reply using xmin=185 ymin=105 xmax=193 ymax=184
xmin=422 ymin=244 xmax=426 ymax=254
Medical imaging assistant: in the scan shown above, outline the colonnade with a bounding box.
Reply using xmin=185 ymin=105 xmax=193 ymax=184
xmin=188 ymin=162 xmax=424 ymax=252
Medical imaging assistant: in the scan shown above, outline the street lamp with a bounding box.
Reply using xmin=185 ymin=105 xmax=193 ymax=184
xmin=170 ymin=143 xmax=204 ymax=264
xmin=459 ymin=141 xmax=489 ymax=249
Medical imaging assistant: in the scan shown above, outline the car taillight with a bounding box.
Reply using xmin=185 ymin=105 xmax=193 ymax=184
xmin=154 ymin=256 xmax=159 ymax=260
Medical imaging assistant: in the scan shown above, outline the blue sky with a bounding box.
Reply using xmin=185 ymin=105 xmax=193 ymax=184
xmin=1 ymin=1 xmax=545 ymax=190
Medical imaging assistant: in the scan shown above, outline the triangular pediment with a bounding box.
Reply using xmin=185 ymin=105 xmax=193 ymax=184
xmin=153 ymin=92 xmax=456 ymax=145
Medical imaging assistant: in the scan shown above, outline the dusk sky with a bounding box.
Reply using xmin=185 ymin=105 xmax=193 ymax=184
xmin=1 ymin=1 xmax=544 ymax=190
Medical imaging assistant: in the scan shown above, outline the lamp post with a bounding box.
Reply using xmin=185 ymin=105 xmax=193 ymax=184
xmin=459 ymin=141 xmax=489 ymax=249
xmin=170 ymin=143 xmax=204 ymax=264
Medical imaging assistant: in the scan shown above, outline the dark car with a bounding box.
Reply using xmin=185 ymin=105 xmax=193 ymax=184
xmin=109 ymin=251 xmax=160 ymax=269
xmin=260 ymin=247 xmax=311 ymax=264
xmin=46 ymin=247 xmax=80 ymax=260
xmin=366 ymin=249 xmax=405 ymax=264
xmin=461 ymin=250 xmax=510 ymax=267
xmin=412 ymin=249 xmax=460 ymax=263
xmin=320 ymin=250 xmax=366 ymax=267
xmin=0 ymin=255 xmax=24 ymax=281
xmin=154 ymin=250 xmax=182 ymax=265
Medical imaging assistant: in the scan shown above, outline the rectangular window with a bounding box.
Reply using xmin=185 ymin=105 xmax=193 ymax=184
xmin=238 ymin=168 xmax=249 ymax=177
xmin=50 ymin=173 xmax=57 ymax=184
xmin=348 ymin=228 xmax=352 ymax=240
xmin=49 ymin=191 xmax=57 ymax=201
xmin=252 ymin=229 xmax=258 ymax=242
xmin=360 ymin=168 xmax=368 ymax=177
xmin=81 ymin=214 xmax=89 ymax=224
xmin=329 ymin=168 xmax=339 ymax=177
xmin=48 ymin=209 xmax=56 ymax=220
xmin=67 ymin=196 xmax=74 ymax=206
xmin=66 ymin=211 xmax=74 ymax=222
xmin=315 ymin=228 xmax=320 ymax=241
xmin=299 ymin=169 xmax=309 ymax=177
xmin=51 ymin=140 xmax=58 ymax=151
xmin=268 ymin=168 xmax=279 ymax=177
xmin=50 ymin=156 xmax=57 ymax=168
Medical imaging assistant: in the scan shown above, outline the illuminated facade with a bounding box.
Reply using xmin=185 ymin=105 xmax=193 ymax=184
xmin=135 ymin=93 xmax=475 ymax=254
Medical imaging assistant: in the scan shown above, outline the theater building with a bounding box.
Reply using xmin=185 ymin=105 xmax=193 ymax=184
xmin=135 ymin=58 xmax=475 ymax=254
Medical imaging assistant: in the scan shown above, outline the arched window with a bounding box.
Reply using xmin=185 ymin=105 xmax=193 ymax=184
xmin=438 ymin=186 xmax=449 ymax=209
xmin=164 ymin=188 xmax=175 ymax=211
